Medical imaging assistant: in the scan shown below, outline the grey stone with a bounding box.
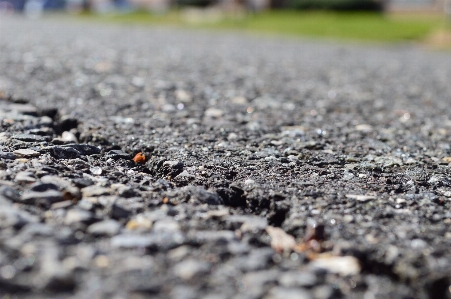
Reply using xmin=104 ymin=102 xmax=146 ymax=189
xmin=309 ymin=256 xmax=361 ymax=276
xmin=227 ymin=241 xmax=251 ymax=255
xmin=313 ymin=285 xmax=341 ymax=299
xmin=115 ymin=185 xmax=137 ymax=198
xmin=40 ymin=175 xmax=72 ymax=188
xmin=13 ymin=149 xmax=40 ymax=158
xmin=161 ymin=160 xmax=184 ymax=177
xmin=12 ymin=134 xmax=46 ymax=142
xmin=32 ymin=178 xmax=79 ymax=202
xmin=235 ymin=273 xmax=275 ymax=298
xmin=111 ymin=231 xmax=185 ymax=250
xmin=0 ymin=206 xmax=38 ymax=229
xmin=172 ymin=170 xmax=195 ymax=184
xmin=28 ymin=127 xmax=53 ymax=135
xmin=188 ymin=230 xmax=235 ymax=244
xmin=38 ymin=249 xmax=76 ymax=291
xmin=89 ymin=166 xmax=102 ymax=175
xmin=54 ymin=227 xmax=77 ymax=245
xmin=87 ymin=219 xmax=121 ymax=236
xmin=113 ymin=256 xmax=155 ymax=274
xmin=15 ymin=171 xmax=36 ymax=183
xmin=173 ymin=170 xmax=192 ymax=179
xmin=8 ymin=103 xmax=38 ymax=115
xmin=242 ymin=269 xmax=279 ymax=288
xmin=184 ymin=186 xmax=223 ymax=205
xmin=168 ymin=246 xmax=191 ymax=262
xmin=64 ymin=209 xmax=97 ymax=225
xmin=278 ymin=271 xmax=317 ymax=288
xmin=98 ymin=195 xmax=119 ymax=207
xmin=204 ymin=108 xmax=223 ymax=118
xmin=111 ymin=234 xmax=155 ymax=248
xmin=81 ymin=185 xmax=111 ymax=197
xmin=225 ymin=215 xmax=267 ymax=231
xmin=232 ymin=248 xmax=274 ymax=272
xmin=61 ymin=131 xmax=78 ymax=143
xmin=228 ymin=132 xmax=238 ymax=140
xmin=50 ymin=200 xmax=74 ymax=210
xmin=173 ymin=259 xmax=211 ymax=280
xmin=153 ymin=218 xmax=181 ymax=232
xmin=151 ymin=231 xmax=186 ymax=250
xmin=170 ymin=286 xmax=198 ymax=299
xmin=107 ymin=269 xmax=162 ymax=294
xmin=264 ymin=287 xmax=312 ymax=299
xmin=77 ymin=199 xmax=95 ymax=211
xmin=345 ymin=194 xmax=376 ymax=203
xmin=18 ymin=222 xmax=54 ymax=238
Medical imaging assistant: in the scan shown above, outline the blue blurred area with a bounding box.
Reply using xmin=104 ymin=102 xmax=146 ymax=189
xmin=5 ymin=0 xmax=26 ymax=10
xmin=44 ymin=0 xmax=66 ymax=9
xmin=0 ymin=0 xmax=129 ymax=11
xmin=1 ymin=0 xmax=68 ymax=10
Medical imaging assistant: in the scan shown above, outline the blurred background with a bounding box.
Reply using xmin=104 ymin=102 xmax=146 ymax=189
xmin=1 ymin=0 xmax=450 ymax=14
xmin=0 ymin=0 xmax=450 ymax=47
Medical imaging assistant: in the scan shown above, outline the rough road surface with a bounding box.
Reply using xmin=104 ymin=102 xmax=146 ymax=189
xmin=1 ymin=16 xmax=451 ymax=299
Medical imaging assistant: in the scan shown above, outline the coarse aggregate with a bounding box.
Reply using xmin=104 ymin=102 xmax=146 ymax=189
xmin=1 ymin=15 xmax=451 ymax=299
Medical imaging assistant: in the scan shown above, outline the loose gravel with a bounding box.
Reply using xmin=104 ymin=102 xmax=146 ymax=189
xmin=1 ymin=15 xmax=451 ymax=299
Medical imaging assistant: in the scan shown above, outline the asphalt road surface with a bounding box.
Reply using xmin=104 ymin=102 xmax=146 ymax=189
xmin=1 ymin=15 xmax=451 ymax=299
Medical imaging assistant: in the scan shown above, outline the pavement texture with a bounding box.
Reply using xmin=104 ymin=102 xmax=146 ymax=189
xmin=1 ymin=15 xmax=451 ymax=299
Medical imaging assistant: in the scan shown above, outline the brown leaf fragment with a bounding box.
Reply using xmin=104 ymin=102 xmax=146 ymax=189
xmin=266 ymin=226 xmax=296 ymax=253
xmin=295 ymin=219 xmax=326 ymax=254
xmin=304 ymin=219 xmax=325 ymax=242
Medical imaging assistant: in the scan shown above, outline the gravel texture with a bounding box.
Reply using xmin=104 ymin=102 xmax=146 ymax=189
xmin=1 ymin=15 xmax=451 ymax=299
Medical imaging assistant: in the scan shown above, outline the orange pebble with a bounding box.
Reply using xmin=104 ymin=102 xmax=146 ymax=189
xmin=132 ymin=152 xmax=146 ymax=163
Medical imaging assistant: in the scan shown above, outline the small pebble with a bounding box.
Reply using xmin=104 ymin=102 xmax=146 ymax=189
xmin=13 ymin=149 xmax=40 ymax=158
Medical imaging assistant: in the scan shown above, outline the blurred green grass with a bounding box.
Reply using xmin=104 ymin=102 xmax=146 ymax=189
xmin=77 ymin=10 xmax=449 ymax=43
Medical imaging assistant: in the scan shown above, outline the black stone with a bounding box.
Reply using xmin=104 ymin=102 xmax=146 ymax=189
xmin=110 ymin=203 xmax=132 ymax=220
xmin=72 ymin=178 xmax=94 ymax=188
xmin=0 ymin=152 xmax=17 ymax=160
xmin=49 ymin=146 xmax=80 ymax=159
xmin=106 ymin=150 xmax=131 ymax=160
xmin=55 ymin=116 xmax=79 ymax=134
xmin=0 ymin=186 xmax=20 ymax=202
xmin=29 ymin=182 xmax=59 ymax=192
xmin=62 ymin=144 xmax=100 ymax=155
